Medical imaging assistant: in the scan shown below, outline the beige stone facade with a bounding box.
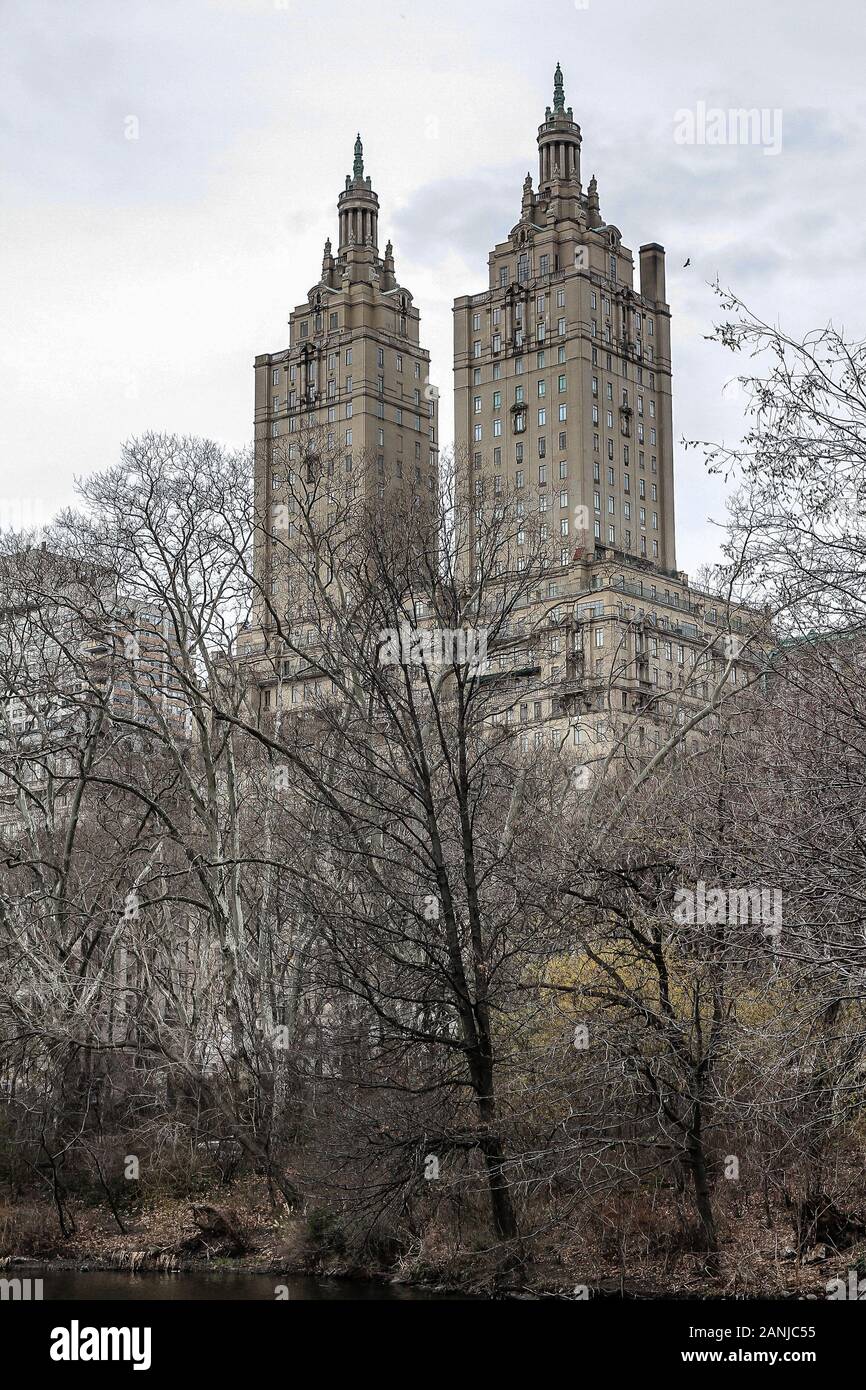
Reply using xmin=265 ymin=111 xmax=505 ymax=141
xmin=242 ymin=79 xmax=760 ymax=745
xmin=252 ymin=136 xmax=438 ymax=630
xmin=454 ymin=64 xmax=676 ymax=575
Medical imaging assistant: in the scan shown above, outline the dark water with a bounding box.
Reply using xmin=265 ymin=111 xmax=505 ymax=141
xmin=22 ymin=1269 xmax=461 ymax=1300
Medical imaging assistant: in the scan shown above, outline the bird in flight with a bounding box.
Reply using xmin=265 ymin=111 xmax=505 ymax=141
xmin=683 ymin=257 xmax=691 ymax=268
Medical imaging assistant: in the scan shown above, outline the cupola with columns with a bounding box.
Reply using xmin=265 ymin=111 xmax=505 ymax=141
xmin=337 ymin=134 xmax=380 ymax=255
xmin=537 ymin=62 xmax=582 ymax=195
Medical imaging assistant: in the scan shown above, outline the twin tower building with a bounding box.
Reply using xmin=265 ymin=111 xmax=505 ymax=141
xmin=252 ymin=68 xmax=687 ymax=723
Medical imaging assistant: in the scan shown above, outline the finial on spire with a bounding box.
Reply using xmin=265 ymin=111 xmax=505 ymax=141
xmin=553 ymin=62 xmax=565 ymax=114
xmin=353 ymin=133 xmax=364 ymax=181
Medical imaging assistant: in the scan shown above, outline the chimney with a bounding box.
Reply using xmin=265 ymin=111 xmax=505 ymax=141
xmin=639 ymin=243 xmax=666 ymax=304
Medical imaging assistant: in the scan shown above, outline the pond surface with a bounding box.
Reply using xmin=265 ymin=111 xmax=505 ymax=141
xmin=24 ymin=1269 xmax=463 ymax=1300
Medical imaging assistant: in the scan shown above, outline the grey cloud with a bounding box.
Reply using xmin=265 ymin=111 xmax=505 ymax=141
xmin=392 ymin=171 xmax=525 ymax=268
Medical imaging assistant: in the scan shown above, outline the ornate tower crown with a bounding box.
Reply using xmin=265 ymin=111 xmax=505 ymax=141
xmin=538 ymin=62 xmax=581 ymax=193
xmin=338 ymin=132 xmax=380 ymax=255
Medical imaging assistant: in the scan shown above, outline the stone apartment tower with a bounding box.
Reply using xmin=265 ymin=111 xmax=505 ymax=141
xmin=454 ymin=64 xmax=676 ymax=576
xmin=252 ymin=136 xmax=438 ymax=630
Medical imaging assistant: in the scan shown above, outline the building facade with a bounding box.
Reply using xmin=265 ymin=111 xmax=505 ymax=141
xmin=252 ymin=136 xmax=439 ymax=636
xmin=454 ymin=63 xmax=676 ymax=574
xmin=241 ymin=83 xmax=760 ymax=747
xmin=448 ymin=67 xmax=761 ymax=764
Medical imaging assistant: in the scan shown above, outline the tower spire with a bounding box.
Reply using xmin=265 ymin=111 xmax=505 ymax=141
xmin=553 ymin=62 xmax=565 ymax=114
xmin=353 ymin=133 xmax=364 ymax=181
xmin=538 ymin=66 xmax=581 ymax=192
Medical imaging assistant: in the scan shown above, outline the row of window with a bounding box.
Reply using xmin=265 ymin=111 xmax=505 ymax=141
xmin=499 ymin=523 xmax=660 ymax=560
xmin=272 ymin=409 xmax=431 ymax=440
xmin=588 ymin=292 xmax=655 ymax=336
xmin=274 ymin=350 xmax=423 ymax=385
xmin=472 ymin=297 xmax=656 ymax=348
xmin=472 ymin=316 xmax=570 ymax=357
xmin=469 ymin=349 xmax=657 ymax=396
xmin=296 ymin=311 xmax=408 ymax=340
xmin=592 ymin=379 xmax=655 ymax=417
xmin=471 ymin=288 xmax=568 ymax=334
xmin=494 ymin=248 xmax=620 ymax=286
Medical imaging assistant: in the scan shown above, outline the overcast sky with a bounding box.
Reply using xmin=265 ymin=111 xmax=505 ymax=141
xmin=2 ymin=0 xmax=864 ymax=575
